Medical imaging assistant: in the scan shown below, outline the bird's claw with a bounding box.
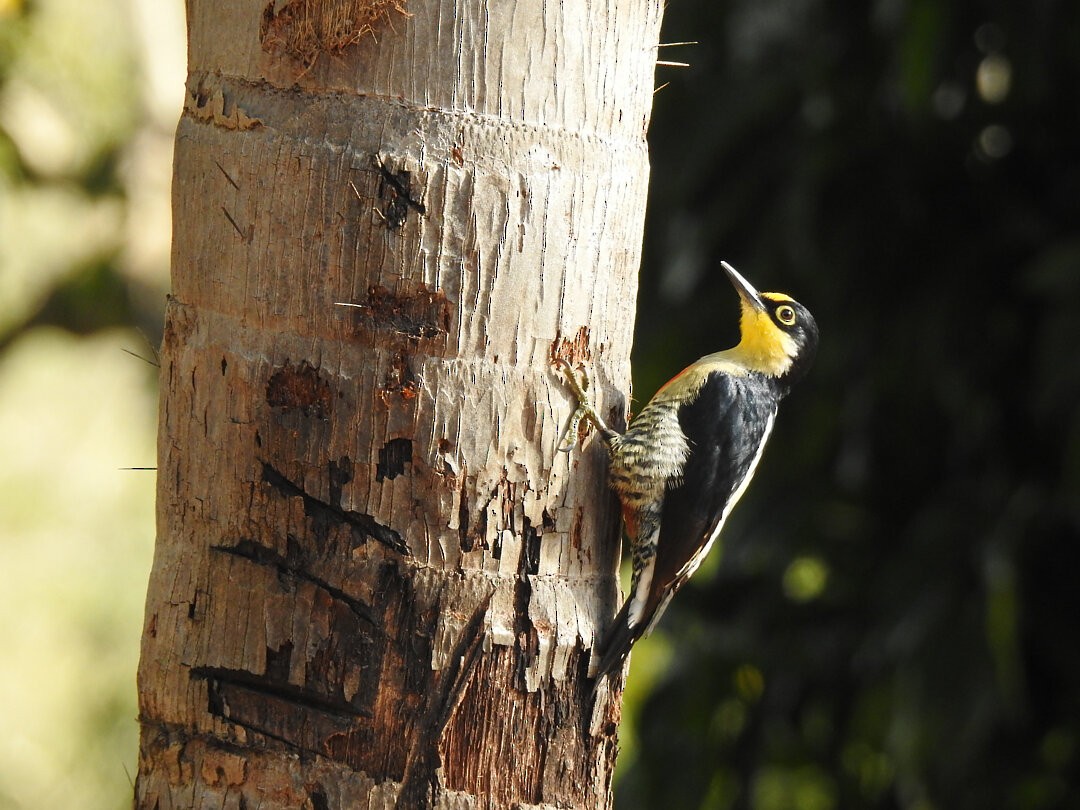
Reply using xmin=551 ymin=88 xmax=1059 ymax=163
xmin=555 ymin=359 xmax=595 ymax=452
xmin=558 ymin=406 xmax=587 ymax=453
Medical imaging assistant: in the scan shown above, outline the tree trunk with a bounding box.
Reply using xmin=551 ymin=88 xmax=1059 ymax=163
xmin=136 ymin=1 xmax=663 ymax=807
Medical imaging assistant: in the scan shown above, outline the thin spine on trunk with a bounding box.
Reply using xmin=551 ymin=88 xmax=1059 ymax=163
xmin=136 ymin=1 xmax=664 ymax=807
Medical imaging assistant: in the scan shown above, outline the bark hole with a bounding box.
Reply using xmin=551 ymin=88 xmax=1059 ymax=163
xmin=376 ymin=437 xmax=412 ymax=481
xmin=380 ymin=352 xmax=420 ymax=403
xmin=266 ymin=360 xmax=332 ymax=418
xmin=340 ymin=284 xmax=450 ymax=341
xmin=457 ymin=471 xmax=473 ymax=552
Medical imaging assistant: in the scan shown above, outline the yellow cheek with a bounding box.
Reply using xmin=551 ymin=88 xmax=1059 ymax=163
xmin=738 ymin=308 xmax=797 ymax=376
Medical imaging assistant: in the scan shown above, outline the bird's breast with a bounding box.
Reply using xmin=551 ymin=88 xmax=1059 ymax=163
xmin=606 ymin=398 xmax=691 ymax=510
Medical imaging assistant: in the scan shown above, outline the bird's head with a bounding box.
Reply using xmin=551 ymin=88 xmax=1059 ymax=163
xmin=722 ymin=261 xmax=819 ymax=391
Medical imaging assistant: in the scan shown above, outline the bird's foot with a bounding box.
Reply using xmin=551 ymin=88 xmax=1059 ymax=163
xmin=554 ymin=359 xmax=611 ymax=452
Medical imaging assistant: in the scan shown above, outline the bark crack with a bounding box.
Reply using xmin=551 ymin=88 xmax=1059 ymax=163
xmin=396 ymin=589 xmax=495 ymax=810
xmin=193 ymin=664 xmax=373 ymax=720
xmin=261 ymin=460 xmax=408 ymax=555
xmin=209 ymin=539 xmax=381 ymax=629
xmin=373 ymin=155 xmax=426 ymax=229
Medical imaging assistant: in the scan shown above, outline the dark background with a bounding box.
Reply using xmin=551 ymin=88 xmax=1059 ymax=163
xmin=618 ymin=1 xmax=1080 ymax=808
xmin=2 ymin=1 xmax=1077 ymax=808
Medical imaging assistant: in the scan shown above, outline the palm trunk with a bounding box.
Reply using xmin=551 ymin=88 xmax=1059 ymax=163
xmin=136 ymin=1 xmax=663 ymax=807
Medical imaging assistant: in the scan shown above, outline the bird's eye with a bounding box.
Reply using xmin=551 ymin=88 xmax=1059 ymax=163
xmin=776 ymin=305 xmax=797 ymax=326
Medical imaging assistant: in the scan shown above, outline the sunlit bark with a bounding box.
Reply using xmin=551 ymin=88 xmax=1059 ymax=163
xmin=136 ymin=1 xmax=663 ymax=806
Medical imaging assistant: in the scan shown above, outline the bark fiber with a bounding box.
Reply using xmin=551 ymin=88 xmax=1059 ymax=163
xmin=137 ymin=1 xmax=663 ymax=807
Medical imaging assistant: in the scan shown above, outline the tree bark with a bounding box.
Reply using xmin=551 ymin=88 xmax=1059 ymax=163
xmin=136 ymin=1 xmax=663 ymax=807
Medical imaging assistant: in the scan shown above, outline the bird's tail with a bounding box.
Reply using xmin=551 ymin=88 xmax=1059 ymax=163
xmin=589 ymin=599 xmax=645 ymax=685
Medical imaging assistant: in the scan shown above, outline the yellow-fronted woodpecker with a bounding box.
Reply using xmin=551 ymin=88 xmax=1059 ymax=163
xmin=558 ymin=261 xmax=819 ymax=684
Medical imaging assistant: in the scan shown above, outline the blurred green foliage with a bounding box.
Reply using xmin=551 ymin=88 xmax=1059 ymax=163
xmin=0 ymin=0 xmax=175 ymax=348
xmin=619 ymin=1 xmax=1080 ymax=808
xmin=0 ymin=0 xmax=179 ymax=807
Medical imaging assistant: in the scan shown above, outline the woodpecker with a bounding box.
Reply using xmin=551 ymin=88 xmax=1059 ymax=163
xmin=558 ymin=261 xmax=818 ymax=684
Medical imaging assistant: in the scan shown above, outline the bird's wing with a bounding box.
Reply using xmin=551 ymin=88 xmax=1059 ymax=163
xmin=646 ymin=373 xmax=776 ymax=624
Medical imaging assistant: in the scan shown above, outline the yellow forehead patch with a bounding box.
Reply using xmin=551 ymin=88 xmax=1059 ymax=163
xmin=737 ymin=302 xmax=797 ymax=376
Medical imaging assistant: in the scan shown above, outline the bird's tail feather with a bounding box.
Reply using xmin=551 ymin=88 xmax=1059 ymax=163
xmin=590 ymin=600 xmax=645 ymax=685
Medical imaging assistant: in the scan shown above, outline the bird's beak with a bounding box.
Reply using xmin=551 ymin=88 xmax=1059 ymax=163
xmin=721 ymin=261 xmax=767 ymax=312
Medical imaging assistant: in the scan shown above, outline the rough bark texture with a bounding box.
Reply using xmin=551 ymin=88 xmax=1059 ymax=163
xmin=136 ymin=1 xmax=663 ymax=807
